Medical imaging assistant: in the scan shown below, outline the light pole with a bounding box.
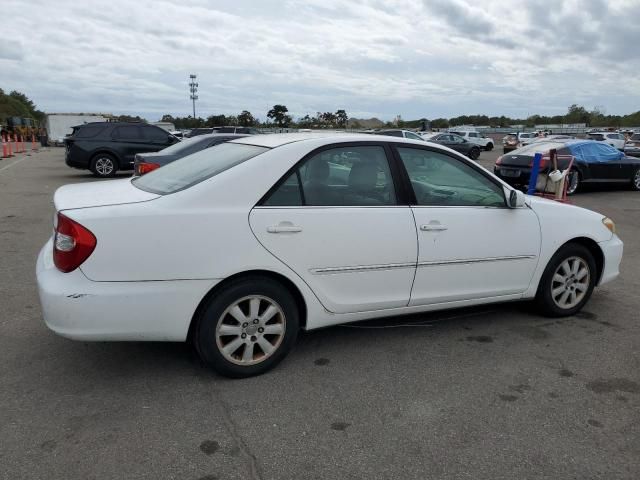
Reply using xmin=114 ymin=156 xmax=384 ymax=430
xmin=189 ymin=74 xmax=198 ymax=119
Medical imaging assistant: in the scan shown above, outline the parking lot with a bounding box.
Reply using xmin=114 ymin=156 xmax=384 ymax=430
xmin=1 ymin=147 xmax=639 ymax=479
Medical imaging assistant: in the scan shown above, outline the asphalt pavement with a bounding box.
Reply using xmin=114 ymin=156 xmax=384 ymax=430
xmin=1 ymin=147 xmax=639 ymax=479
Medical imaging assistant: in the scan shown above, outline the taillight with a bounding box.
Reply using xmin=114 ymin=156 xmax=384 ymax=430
xmin=137 ymin=162 xmax=160 ymax=175
xmin=528 ymin=157 xmax=548 ymax=169
xmin=53 ymin=213 xmax=96 ymax=273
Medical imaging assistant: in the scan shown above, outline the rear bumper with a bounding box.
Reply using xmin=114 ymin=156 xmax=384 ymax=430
xmin=36 ymin=238 xmax=220 ymax=341
xmin=494 ymin=166 xmax=532 ymax=186
xmin=598 ymin=235 xmax=623 ymax=286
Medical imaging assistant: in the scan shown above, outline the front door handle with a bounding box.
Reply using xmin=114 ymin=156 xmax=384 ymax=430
xmin=267 ymin=222 xmax=302 ymax=234
xmin=420 ymin=224 xmax=448 ymax=232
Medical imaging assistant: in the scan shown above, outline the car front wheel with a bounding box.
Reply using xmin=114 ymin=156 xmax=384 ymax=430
xmin=535 ymin=243 xmax=597 ymax=317
xmin=485 ymin=142 xmax=493 ymax=151
xmin=194 ymin=276 xmax=299 ymax=378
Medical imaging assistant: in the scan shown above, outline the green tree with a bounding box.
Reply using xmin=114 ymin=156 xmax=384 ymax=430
xmin=335 ymin=109 xmax=348 ymax=128
xmin=565 ymin=104 xmax=591 ymax=125
xmin=267 ymin=105 xmax=291 ymax=127
xmin=237 ymin=110 xmax=255 ymax=127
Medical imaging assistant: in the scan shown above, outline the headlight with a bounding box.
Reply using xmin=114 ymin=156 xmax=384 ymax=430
xmin=602 ymin=217 xmax=616 ymax=234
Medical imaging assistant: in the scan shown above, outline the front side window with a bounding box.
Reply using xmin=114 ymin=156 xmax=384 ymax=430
xmin=133 ymin=142 xmax=268 ymax=194
xmin=263 ymin=146 xmax=397 ymax=206
xmin=397 ymin=147 xmax=505 ymax=207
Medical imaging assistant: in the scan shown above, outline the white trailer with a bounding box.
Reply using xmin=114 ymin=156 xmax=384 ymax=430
xmin=45 ymin=113 xmax=109 ymax=145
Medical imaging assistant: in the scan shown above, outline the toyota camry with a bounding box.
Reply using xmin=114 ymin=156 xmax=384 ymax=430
xmin=37 ymin=133 xmax=623 ymax=377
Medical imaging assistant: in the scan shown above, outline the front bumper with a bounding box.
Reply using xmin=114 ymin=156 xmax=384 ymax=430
xmin=36 ymin=238 xmax=220 ymax=341
xmin=598 ymin=235 xmax=623 ymax=286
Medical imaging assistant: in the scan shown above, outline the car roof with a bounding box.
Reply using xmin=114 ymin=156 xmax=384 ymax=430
xmin=230 ymin=132 xmax=366 ymax=148
xmin=190 ymin=133 xmax=249 ymax=140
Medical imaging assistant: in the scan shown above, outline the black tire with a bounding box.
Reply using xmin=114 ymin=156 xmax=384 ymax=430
xmin=566 ymin=169 xmax=580 ymax=195
xmin=630 ymin=167 xmax=640 ymax=191
xmin=485 ymin=142 xmax=494 ymax=151
xmin=468 ymin=147 xmax=480 ymax=160
xmin=90 ymin=153 xmax=118 ymax=178
xmin=534 ymin=243 xmax=597 ymax=317
xmin=194 ymin=276 xmax=299 ymax=378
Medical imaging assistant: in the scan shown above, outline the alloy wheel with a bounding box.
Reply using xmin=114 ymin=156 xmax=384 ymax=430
xmin=633 ymin=169 xmax=640 ymax=190
xmin=215 ymin=295 xmax=286 ymax=366
xmin=550 ymin=256 xmax=590 ymax=310
xmin=95 ymin=157 xmax=114 ymax=176
xmin=566 ymin=171 xmax=579 ymax=195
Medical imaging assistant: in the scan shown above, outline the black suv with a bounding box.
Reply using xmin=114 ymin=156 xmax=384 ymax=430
xmin=64 ymin=122 xmax=180 ymax=177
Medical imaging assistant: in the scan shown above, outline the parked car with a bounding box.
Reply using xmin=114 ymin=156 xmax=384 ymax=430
xmin=502 ymin=132 xmax=537 ymax=153
xmin=494 ymin=140 xmax=640 ymax=194
xmin=449 ymin=130 xmax=494 ymax=150
xmin=623 ymin=133 xmax=640 ymax=158
xmin=375 ymin=129 xmax=426 ymax=141
xmin=424 ymin=132 xmax=481 ymax=160
xmin=64 ymin=122 xmax=180 ymax=177
xmin=186 ymin=126 xmax=260 ymax=137
xmin=587 ymin=131 xmax=626 ymax=150
xmin=37 ymin=133 xmax=623 ymax=377
xmin=133 ymin=133 xmax=248 ymax=175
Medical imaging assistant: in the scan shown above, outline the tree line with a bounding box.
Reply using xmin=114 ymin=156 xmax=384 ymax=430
xmin=2 ymin=91 xmax=639 ymax=131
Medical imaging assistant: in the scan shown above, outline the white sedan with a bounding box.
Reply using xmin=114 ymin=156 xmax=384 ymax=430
xmin=37 ymin=133 xmax=623 ymax=377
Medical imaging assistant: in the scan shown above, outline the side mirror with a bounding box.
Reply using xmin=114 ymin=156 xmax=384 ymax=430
xmin=507 ymin=188 xmax=526 ymax=208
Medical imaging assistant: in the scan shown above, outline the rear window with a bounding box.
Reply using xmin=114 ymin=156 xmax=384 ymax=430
xmin=631 ymin=134 xmax=640 ymax=141
xmin=508 ymin=141 xmax=567 ymax=155
xmin=158 ymin=136 xmax=209 ymax=155
xmin=132 ymin=142 xmax=268 ymax=194
xmin=75 ymin=125 xmax=105 ymax=138
xmin=588 ymin=133 xmax=605 ymax=141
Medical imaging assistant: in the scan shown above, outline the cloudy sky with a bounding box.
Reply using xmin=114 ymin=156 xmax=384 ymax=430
xmin=1 ymin=0 xmax=638 ymax=121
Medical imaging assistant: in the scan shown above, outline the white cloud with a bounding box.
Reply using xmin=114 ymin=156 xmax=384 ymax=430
xmin=0 ymin=0 xmax=638 ymax=121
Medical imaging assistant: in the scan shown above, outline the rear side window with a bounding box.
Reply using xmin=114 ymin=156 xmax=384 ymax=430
xmin=113 ymin=126 xmax=141 ymax=140
xmin=216 ymin=127 xmax=236 ymax=133
xmin=381 ymin=131 xmax=403 ymax=137
xmin=263 ymin=146 xmax=397 ymax=207
xmin=75 ymin=125 xmax=105 ymax=138
xmin=133 ymin=143 xmax=268 ymax=194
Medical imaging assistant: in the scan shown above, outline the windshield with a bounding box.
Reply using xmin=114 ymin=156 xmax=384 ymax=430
xmin=133 ymin=142 xmax=268 ymax=194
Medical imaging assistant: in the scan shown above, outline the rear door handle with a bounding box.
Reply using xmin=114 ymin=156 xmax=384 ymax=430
xmin=267 ymin=222 xmax=302 ymax=233
xmin=420 ymin=224 xmax=448 ymax=231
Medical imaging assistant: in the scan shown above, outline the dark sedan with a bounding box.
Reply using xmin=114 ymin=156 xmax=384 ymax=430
xmin=133 ymin=133 xmax=248 ymax=175
xmin=424 ymin=133 xmax=481 ymax=160
xmin=494 ymin=140 xmax=640 ymax=194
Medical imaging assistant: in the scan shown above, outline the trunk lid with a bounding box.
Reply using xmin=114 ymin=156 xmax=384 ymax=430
xmin=500 ymin=154 xmax=533 ymax=167
xmin=54 ymin=178 xmax=159 ymax=211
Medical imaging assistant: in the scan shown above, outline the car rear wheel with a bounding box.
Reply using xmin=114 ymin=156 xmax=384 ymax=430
xmin=90 ymin=154 xmax=118 ymax=178
xmin=534 ymin=243 xmax=597 ymax=317
xmin=566 ymin=170 xmax=580 ymax=195
xmin=468 ymin=147 xmax=480 ymax=160
xmin=631 ymin=168 xmax=640 ymax=191
xmin=194 ymin=276 xmax=299 ymax=378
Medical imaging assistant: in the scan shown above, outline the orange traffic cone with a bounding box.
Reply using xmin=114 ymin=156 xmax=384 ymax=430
xmin=8 ymin=134 xmax=14 ymax=156
xmin=1 ymin=133 xmax=9 ymax=159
